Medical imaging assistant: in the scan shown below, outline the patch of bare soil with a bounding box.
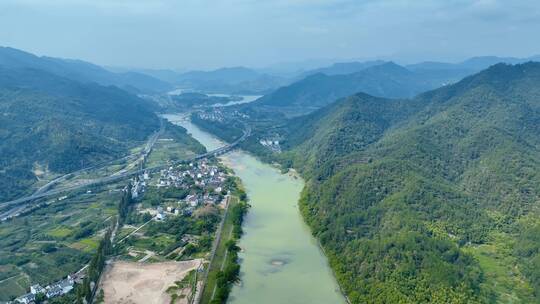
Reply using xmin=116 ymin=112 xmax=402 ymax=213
xmin=99 ymin=259 xmax=201 ymax=304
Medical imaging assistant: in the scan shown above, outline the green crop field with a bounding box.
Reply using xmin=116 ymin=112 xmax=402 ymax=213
xmin=0 ymin=274 xmax=30 ymax=301
xmin=145 ymin=140 xmax=196 ymax=167
xmin=0 ymin=184 xmax=123 ymax=301
xmin=46 ymin=226 xmax=73 ymax=238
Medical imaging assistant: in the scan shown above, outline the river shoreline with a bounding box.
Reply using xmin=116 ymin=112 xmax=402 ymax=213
xmin=165 ymin=113 xmax=346 ymax=304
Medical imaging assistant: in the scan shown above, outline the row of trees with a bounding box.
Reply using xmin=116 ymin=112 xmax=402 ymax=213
xmin=117 ymin=184 xmax=134 ymax=226
xmin=70 ymin=227 xmax=112 ymax=303
xmin=211 ymin=200 xmax=249 ymax=304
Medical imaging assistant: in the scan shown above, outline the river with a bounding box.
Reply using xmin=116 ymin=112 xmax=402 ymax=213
xmin=167 ymin=89 xmax=262 ymax=107
xmin=163 ymin=114 xmax=346 ymax=304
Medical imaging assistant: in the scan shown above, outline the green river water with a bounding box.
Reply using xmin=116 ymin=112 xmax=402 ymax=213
xmin=164 ymin=114 xmax=346 ymax=304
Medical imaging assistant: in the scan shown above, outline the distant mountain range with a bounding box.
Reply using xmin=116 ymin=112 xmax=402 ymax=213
xmin=126 ymin=66 xmax=289 ymax=95
xmin=252 ymin=55 xmax=540 ymax=112
xmin=0 ymin=47 xmax=172 ymax=93
xmin=103 ymin=54 xmax=540 ymax=98
xmin=299 ymin=60 xmax=387 ymax=77
xmin=253 ymin=61 xmax=453 ymax=111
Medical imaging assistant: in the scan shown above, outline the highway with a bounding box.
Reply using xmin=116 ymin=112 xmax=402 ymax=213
xmin=32 ymin=119 xmax=165 ymax=195
xmin=0 ymin=122 xmax=250 ymax=220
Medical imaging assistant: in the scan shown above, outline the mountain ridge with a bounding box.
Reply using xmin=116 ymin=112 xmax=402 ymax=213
xmin=252 ymin=61 xmax=438 ymax=110
xmin=0 ymin=46 xmax=172 ymax=93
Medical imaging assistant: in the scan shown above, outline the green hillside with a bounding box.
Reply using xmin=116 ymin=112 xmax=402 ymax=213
xmin=269 ymin=63 xmax=540 ymax=303
xmin=0 ymin=67 xmax=160 ymax=202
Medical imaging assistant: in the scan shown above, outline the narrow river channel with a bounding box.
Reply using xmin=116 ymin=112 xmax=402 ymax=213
xmin=164 ymin=114 xmax=346 ymax=304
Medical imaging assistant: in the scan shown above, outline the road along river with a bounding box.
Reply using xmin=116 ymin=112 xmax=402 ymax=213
xmin=164 ymin=114 xmax=346 ymax=304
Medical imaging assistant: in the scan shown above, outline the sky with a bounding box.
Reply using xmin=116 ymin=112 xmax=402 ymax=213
xmin=1 ymin=0 xmax=539 ymax=70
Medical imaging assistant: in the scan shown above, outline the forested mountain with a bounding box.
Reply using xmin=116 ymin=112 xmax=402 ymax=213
xmin=0 ymin=67 xmax=161 ymax=201
xmin=0 ymin=47 xmax=172 ymax=93
xmin=253 ymin=62 xmax=465 ymax=111
xmin=279 ymin=93 xmax=422 ymax=173
xmin=268 ymin=63 xmax=540 ymax=303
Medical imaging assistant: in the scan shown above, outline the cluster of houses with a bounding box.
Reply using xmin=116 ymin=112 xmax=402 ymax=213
xmin=13 ymin=275 xmax=77 ymax=304
xmin=196 ymin=110 xmax=225 ymax=122
xmin=156 ymin=159 xmax=227 ymax=190
xmin=259 ymin=138 xmax=282 ymax=153
xmin=195 ymin=109 xmax=249 ymax=123
xmin=150 ymin=159 xmax=229 ymax=220
xmin=131 ymin=171 xmax=150 ymax=199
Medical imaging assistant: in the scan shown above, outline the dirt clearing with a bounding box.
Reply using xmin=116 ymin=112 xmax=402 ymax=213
xmin=99 ymin=259 xmax=202 ymax=304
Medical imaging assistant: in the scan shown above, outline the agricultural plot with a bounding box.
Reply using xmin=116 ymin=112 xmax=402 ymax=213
xmin=145 ymin=139 xmax=196 ymax=168
xmin=0 ymin=185 xmax=122 ymax=302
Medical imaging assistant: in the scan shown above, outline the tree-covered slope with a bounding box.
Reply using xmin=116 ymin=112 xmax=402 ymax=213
xmin=0 ymin=67 xmax=161 ymax=201
xmin=279 ymin=93 xmax=428 ymax=175
xmin=279 ymin=63 xmax=540 ymax=303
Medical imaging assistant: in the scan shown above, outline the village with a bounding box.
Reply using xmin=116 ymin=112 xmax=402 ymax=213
xmin=13 ymin=271 xmax=84 ymax=304
xmin=133 ymin=157 xmax=230 ymax=219
xmin=194 ymin=108 xmax=249 ymax=123
xmin=10 ymin=157 xmax=232 ymax=304
xmin=258 ymin=138 xmax=282 ymax=153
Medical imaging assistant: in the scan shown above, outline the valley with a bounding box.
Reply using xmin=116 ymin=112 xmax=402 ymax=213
xmin=1 ymin=21 xmax=540 ymax=304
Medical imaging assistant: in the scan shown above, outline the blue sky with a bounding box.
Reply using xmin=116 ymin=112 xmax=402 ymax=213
xmin=1 ymin=0 xmax=539 ymax=69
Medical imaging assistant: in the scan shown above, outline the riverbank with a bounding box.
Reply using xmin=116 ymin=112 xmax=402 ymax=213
xmin=199 ymin=180 xmax=249 ymax=304
xmin=166 ymin=114 xmax=346 ymax=304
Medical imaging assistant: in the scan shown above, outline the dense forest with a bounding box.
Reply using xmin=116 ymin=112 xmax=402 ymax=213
xmin=196 ymin=63 xmax=540 ymax=303
xmin=281 ymin=63 xmax=540 ymax=303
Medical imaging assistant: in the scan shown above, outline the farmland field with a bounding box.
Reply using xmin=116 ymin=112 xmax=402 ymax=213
xmin=0 ymin=184 xmax=123 ymax=301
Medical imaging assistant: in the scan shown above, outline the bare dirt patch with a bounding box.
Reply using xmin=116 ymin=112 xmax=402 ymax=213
xmin=99 ymin=259 xmax=201 ymax=304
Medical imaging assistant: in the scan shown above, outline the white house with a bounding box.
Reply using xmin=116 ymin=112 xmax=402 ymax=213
xmin=30 ymin=284 xmax=45 ymax=295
